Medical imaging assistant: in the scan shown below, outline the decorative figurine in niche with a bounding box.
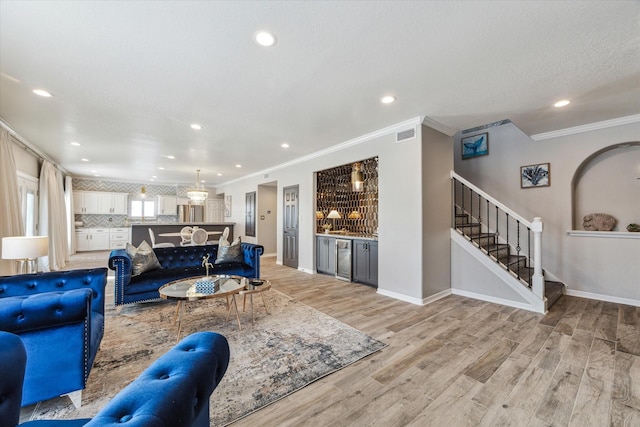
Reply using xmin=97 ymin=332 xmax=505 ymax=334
xmin=583 ymin=213 xmax=617 ymax=231
xmin=627 ymin=223 xmax=640 ymax=232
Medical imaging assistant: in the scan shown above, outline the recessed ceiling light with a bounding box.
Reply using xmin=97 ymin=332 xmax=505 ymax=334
xmin=217 ymin=173 xmax=222 ymax=176
xmin=149 ymin=178 xmax=155 ymax=182
xmin=81 ymin=158 xmax=89 ymax=162
xmin=281 ymin=143 xmax=289 ymax=148
xmin=90 ymin=170 xmax=97 ymax=173
xmin=162 ymin=155 xmax=175 ymax=160
xmin=255 ymin=31 xmax=277 ymax=47
xmin=152 ymin=175 xmax=157 ymax=179
xmin=70 ymin=141 xmax=81 ymax=146
xmin=554 ymin=99 xmax=571 ymax=108
xmin=235 ymin=164 xmax=242 ymax=168
xmin=158 ymin=167 xmax=165 ymax=170
xmin=93 ymin=174 xmax=100 ymax=177
xmin=381 ymin=95 xmax=396 ymax=104
xmin=190 ymin=123 xmax=202 ymax=130
xmin=33 ymin=89 xmax=53 ymax=97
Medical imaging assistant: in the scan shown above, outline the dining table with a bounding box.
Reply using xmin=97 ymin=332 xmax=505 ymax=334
xmin=158 ymin=230 xmax=223 ymax=237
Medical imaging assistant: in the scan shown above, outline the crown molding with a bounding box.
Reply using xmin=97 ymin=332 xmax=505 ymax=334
xmin=217 ymin=116 xmax=424 ymax=187
xmin=530 ymin=114 xmax=640 ymax=141
xmin=421 ymin=116 xmax=458 ymax=136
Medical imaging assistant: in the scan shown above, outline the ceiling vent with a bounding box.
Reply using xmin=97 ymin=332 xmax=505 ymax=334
xmin=396 ymin=127 xmax=416 ymax=143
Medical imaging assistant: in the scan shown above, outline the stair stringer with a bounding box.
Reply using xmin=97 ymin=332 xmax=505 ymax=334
xmin=451 ymin=230 xmax=547 ymax=314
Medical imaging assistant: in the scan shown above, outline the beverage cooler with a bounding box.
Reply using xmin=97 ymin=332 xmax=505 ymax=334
xmin=335 ymin=239 xmax=351 ymax=281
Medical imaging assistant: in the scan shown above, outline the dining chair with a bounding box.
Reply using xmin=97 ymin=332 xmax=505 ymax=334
xmin=191 ymin=228 xmax=208 ymax=246
xmin=148 ymin=228 xmax=175 ymax=248
xmin=180 ymin=226 xmax=193 ymax=246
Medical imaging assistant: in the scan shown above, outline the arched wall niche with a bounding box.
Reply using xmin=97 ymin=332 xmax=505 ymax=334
xmin=571 ymin=141 xmax=640 ymax=230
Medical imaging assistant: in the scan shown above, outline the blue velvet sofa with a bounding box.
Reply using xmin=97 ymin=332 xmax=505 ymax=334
xmin=0 ymin=330 xmax=230 ymax=427
xmin=108 ymin=243 xmax=264 ymax=307
xmin=0 ymin=268 xmax=107 ymax=408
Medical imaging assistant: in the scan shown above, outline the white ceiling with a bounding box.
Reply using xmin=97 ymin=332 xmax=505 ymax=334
xmin=1 ymin=1 xmax=639 ymax=186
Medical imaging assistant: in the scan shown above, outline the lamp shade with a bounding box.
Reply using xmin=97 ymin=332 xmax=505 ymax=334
xmin=2 ymin=236 xmax=49 ymax=260
xmin=326 ymin=210 xmax=341 ymax=219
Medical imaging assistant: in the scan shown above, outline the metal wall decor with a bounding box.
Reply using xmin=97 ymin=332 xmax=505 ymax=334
xmin=316 ymin=156 xmax=378 ymax=235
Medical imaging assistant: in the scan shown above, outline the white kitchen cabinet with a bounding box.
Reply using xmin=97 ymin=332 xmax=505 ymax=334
xmin=99 ymin=193 xmax=128 ymax=214
xmin=206 ymin=199 xmax=225 ymax=222
xmin=109 ymin=227 xmax=131 ymax=249
xmin=157 ymin=195 xmax=177 ymax=216
xmin=74 ymin=191 xmax=128 ymax=215
xmin=75 ymin=228 xmax=110 ymax=251
xmin=73 ymin=191 xmax=100 ymax=214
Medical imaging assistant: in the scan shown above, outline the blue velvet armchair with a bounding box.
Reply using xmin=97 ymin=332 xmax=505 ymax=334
xmin=0 ymin=330 xmax=230 ymax=427
xmin=0 ymin=268 xmax=107 ymax=407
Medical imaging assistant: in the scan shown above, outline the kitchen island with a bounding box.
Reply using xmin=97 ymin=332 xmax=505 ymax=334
xmin=131 ymin=223 xmax=235 ymax=247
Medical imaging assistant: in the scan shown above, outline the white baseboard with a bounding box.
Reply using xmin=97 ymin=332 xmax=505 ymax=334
xmin=451 ymin=288 xmax=545 ymax=313
xmin=261 ymin=253 xmax=277 ymax=258
xmin=565 ymin=289 xmax=640 ymax=307
xmin=298 ymin=267 xmax=314 ymax=274
xmin=422 ymin=289 xmax=452 ymax=305
xmin=376 ymin=288 xmax=428 ymax=306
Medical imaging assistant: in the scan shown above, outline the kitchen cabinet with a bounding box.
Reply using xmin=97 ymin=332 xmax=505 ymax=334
xmin=352 ymin=239 xmax=378 ymax=287
xmin=99 ymin=193 xmax=128 ymax=214
xmin=206 ymin=199 xmax=225 ymax=222
xmin=75 ymin=228 xmax=110 ymax=251
xmin=74 ymin=191 xmax=127 ymax=214
xmin=157 ymin=195 xmax=177 ymax=216
xmin=109 ymin=227 xmax=131 ymax=249
xmin=316 ymin=236 xmax=336 ymax=275
xmin=73 ymin=191 xmax=100 ymax=214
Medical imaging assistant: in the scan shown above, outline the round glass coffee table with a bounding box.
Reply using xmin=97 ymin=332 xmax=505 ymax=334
xmin=159 ymin=275 xmax=246 ymax=340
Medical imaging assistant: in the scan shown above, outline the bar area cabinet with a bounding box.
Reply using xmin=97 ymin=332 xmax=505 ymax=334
xmin=316 ymin=235 xmax=336 ymax=275
xmin=352 ymin=239 xmax=378 ymax=287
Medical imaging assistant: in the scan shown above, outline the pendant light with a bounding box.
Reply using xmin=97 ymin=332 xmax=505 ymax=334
xmin=351 ymin=162 xmax=364 ymax=192
xmin=187 ymin=169 xmax=208 ymax=205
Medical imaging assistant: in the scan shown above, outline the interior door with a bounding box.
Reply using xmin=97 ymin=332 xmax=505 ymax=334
xmin=283 ymin=185 xmax=299 ymax=268
xmin=245 ymin=191 xmax=256 ymax=237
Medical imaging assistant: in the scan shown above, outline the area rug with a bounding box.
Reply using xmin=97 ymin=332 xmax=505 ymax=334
xmin=27 ymin=289 xmax=386 ymax=425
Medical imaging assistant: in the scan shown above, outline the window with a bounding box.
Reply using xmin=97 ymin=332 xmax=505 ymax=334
xmin=130 ymin=199 xmax=156 ymax=219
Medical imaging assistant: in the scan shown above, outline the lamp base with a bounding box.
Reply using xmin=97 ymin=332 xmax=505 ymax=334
xmin=15 ymin=258 xmax=38 ymax=274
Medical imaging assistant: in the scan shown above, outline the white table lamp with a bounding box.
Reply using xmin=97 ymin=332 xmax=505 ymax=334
xmin=2 ymin=236 xmax=49 ymax=274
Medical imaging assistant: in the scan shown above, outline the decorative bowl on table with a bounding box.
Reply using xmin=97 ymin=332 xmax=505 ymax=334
xmin=246 ymin=279 xmax=264 ymax=290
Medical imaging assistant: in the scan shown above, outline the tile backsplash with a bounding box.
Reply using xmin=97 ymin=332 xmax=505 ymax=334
xmin=72 ymin=178 xmax=211 ymax=228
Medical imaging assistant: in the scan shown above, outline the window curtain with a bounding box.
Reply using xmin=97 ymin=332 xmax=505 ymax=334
xmin=65 ymin=175 xmax=76 ymax=255
xmin=39 ymin=160 xmax=68 ymax=271
xmin=0 ymin=128 xmax=25 ymax=275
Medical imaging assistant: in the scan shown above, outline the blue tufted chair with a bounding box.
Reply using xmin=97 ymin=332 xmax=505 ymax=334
xmin=0 ymin=268 xmax=107 ymax=407
xmin=0 ymin=330 xmax=230 ymax=427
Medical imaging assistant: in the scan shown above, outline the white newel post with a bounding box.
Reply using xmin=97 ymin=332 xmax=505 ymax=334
xmin=531 ymin=217 xmax=544 ymax=304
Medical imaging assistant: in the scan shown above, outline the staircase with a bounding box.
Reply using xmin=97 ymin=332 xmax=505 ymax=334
xmin=451 ymin=172 xmax=565 ymax=312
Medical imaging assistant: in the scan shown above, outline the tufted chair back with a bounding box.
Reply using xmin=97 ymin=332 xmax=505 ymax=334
xmin=0 ymin=331 xmax=26 ymax=427
xmin=0 ymin=268 xmax=107 ymax=318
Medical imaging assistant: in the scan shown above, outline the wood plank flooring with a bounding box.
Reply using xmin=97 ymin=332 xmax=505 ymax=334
xmin=61 ymin=252 xmax=640 ymax=426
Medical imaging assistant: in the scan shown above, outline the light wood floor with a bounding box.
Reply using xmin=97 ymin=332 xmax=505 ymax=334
xmin=70 ymin=252 xmax=640 ymax=426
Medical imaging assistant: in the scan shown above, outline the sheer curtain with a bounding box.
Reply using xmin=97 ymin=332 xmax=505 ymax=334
xmin=39 ymin=161 xmax=69 ymax=271
xmin=0 ymin=128 xmax=25 ymax=275
xmin=65 ymin=176 xmax=76 ymax=255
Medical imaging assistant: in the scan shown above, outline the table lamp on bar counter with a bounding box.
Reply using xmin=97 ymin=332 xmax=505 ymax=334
xmin=2 ymin=236 xmax=49 ymax=274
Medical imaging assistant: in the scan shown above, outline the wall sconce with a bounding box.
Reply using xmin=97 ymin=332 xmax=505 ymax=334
xmin=347 ymin=210 xmax=362 ymax=219
xmin=140 ymin=185 xmax=146 ymax=199
xmin=351 ymin=162 xmax=364 ymax=192
xmin=316 ymin=211 xmax=325 ymax=220
xmin=2 ymin=236 xmax=49 ymax=274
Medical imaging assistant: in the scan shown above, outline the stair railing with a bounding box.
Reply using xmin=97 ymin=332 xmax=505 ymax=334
xmin=451 ymin=171 xmax=544 ymax=301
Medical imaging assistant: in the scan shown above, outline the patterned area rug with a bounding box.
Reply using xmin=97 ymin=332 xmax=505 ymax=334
xmin=27 ymin=289 xmax=386 ymax=425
